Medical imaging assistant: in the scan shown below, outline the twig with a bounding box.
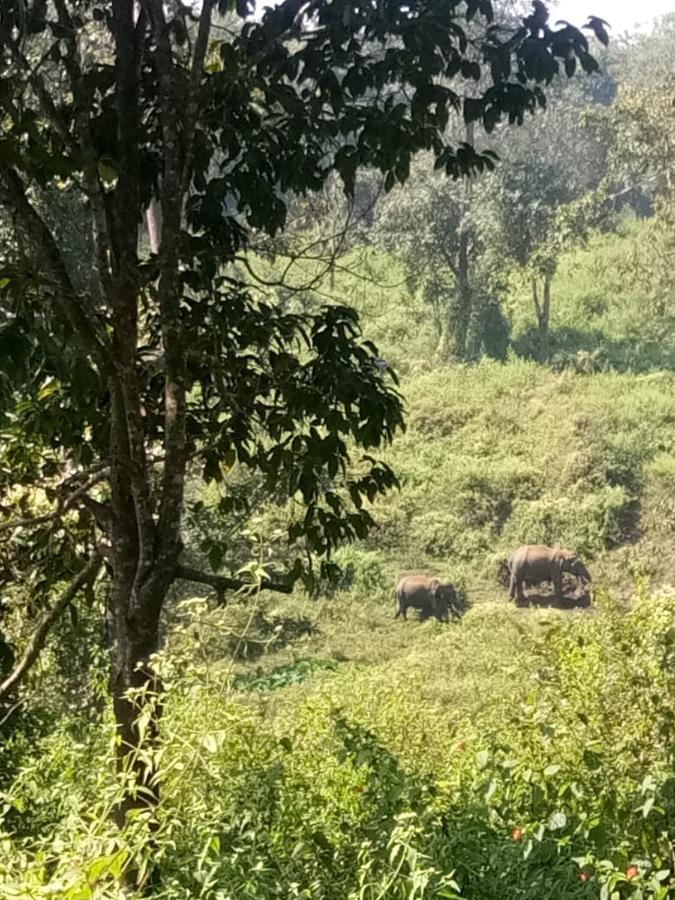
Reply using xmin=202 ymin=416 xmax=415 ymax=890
xmin=0 ymin=469 xmax=110 ymax=535
xmin=0 ymin=554 xmax=103 ymax=702
xmin=0 ymin=698 xmax=26 ymax=730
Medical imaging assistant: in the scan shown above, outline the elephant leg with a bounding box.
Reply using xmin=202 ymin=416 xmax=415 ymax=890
xmin=517 ymin=578 xmax=526 ymax=604
xmin=394 ymin=594 xmax=402 ymax=619
xmin=510 ymin=572 xmax=525 ymax=603
xmin=553 ymin=569 xmax=563 ymax=601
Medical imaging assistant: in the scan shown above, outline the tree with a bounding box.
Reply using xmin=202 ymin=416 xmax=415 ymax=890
xmin=462 ymin=62 xmax=613 ymax=360
xmin=0 ymin=0 xmax=604 ymax=872
xmin=373 ymin=145 xmax=514 ymax=360
xmin=372 ymin=3 xmax=611 ymax=361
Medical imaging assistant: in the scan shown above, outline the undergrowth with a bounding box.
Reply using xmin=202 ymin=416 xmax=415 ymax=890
xmin=1 ymin=590 xmax=674 ymax=898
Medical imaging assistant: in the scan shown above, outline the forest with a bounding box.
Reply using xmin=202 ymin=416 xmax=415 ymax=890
xmin=0 ymin=0 xmax=674 ymax=897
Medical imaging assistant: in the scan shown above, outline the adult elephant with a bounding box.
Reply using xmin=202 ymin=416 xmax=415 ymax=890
xmin=394 ymin=575 xmax=458 ymax=622
xmin=507 ymin=545 xmax=591 ymax=603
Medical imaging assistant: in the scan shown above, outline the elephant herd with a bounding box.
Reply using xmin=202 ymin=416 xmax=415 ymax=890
xmin=394 ymin=544 xmax=592 ymax=622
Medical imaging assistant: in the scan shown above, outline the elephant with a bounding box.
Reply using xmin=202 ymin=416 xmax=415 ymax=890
xmin=497 ymin=559 xmax=538 ymax=590
xmin=394 ymin=575 xmax=459 ymax=622
xmin=506 ymin=545 xmax=591 ymax=604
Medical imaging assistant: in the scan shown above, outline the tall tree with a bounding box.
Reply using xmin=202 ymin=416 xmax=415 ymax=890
xmin=0 ymin=0 xmax=605 ymax=866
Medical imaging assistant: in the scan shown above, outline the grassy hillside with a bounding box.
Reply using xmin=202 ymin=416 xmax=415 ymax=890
xmin=357 ymin=362 xmax=675 ymax=596
xmin=507 ymin=218 xmax=675 ymax=373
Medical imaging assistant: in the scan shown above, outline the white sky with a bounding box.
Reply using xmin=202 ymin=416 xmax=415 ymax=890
xmin=551 ymin=0 xmax=675 ymax=32
xmin=253 ymin=0 xmax=675 ymax=33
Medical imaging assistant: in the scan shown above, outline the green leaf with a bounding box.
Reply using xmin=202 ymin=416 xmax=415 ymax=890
xmin=86 ymin=850 xmax=127 ymax=885
xmin=97 ymin=158 xmax=118 ymax=183
xmin=547 ymin=811 xmax=567 ymax=831
xmin=202 ymin=733 xmax=221 ymax=753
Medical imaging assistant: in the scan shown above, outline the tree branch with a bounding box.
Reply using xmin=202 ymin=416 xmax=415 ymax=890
xmin=0 ymin=23 xmax=77 ymax=155
xmin=0 ymin=168 xmax=114 ymax=376
xmin=175 ymin=564 xmax=293 ymax=600
xmin=0 ymin=555 xmax=103 ymax=703
xmin=143 ymin=0 xmax=193 ymax=572
xmin=531 ymin=276 xmax=543 ymax=323
xmin=0 ymin=512 xmax=53 ymax=536
xmin=180 ymin=0 xmax=214 ymax=193
xmin=0 ymin=469 xmax=110 ymax=536
xmin=53 ymin=0 xmax=114 ymax=300
xmin=0 ymin=699 xmax=26 ymax=731
xmin=110 ymin=1 xmax=156 ymax=585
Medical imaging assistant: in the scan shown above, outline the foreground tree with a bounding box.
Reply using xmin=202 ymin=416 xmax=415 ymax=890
xmin=0 ymin=0 xmax=605 ymax=859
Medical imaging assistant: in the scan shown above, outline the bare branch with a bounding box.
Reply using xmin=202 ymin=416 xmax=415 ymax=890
xmin=0 ymin=512 xmax=53 ymax=536
xmin=237 ymin=252 xmax=336 ymax=294
xmin=0 ymin=555 xmax=103 ymax=703
xmin=531 ymin=276 xmax=543 ymax=322
xmin=0 ymin=699 xmax=26 ymax=731
xmin=181 ymin=0 xmax=214 ymax=193
xmin=109 ymin=1 xmax=156 ymax=582
xmin=142 ymin=0 xmax=192 ymax=570
xmin=175 ymin=564 xmax=293 ymax=600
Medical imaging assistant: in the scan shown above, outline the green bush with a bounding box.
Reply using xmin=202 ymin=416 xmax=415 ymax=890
xmin=502 ymin=486 xmax=631 ymax=556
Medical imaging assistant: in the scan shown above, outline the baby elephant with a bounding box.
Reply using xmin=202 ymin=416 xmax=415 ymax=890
xmin=507 ymin=544 xmax=591 ymax=604
xmin=394 ymin=575 xmax=458 ymax=622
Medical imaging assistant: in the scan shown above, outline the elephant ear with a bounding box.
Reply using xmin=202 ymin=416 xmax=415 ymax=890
xmin=558 ymin=550 xmax=575 ymax=569
xmin=564 ymin=555 xmax=582 ymax=574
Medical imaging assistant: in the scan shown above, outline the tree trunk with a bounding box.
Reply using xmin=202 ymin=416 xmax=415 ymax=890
xmin=144 ymin=197 xmax=162 ymax=255
xmin=532 ymin=273 xmax=552 ymax=362
xmin=540 ymin=273 xmax=552 ymax=362
xmin=109 ymin=589 xmax=165 ymax=829
xmin=453 ymin=121 xmax=474 ymax=360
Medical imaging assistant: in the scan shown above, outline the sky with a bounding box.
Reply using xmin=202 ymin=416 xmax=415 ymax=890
xmin=252 ymin=0 xmax=675 ymax=32
xmin=546 ymin=0 xmax=674 ymax=32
